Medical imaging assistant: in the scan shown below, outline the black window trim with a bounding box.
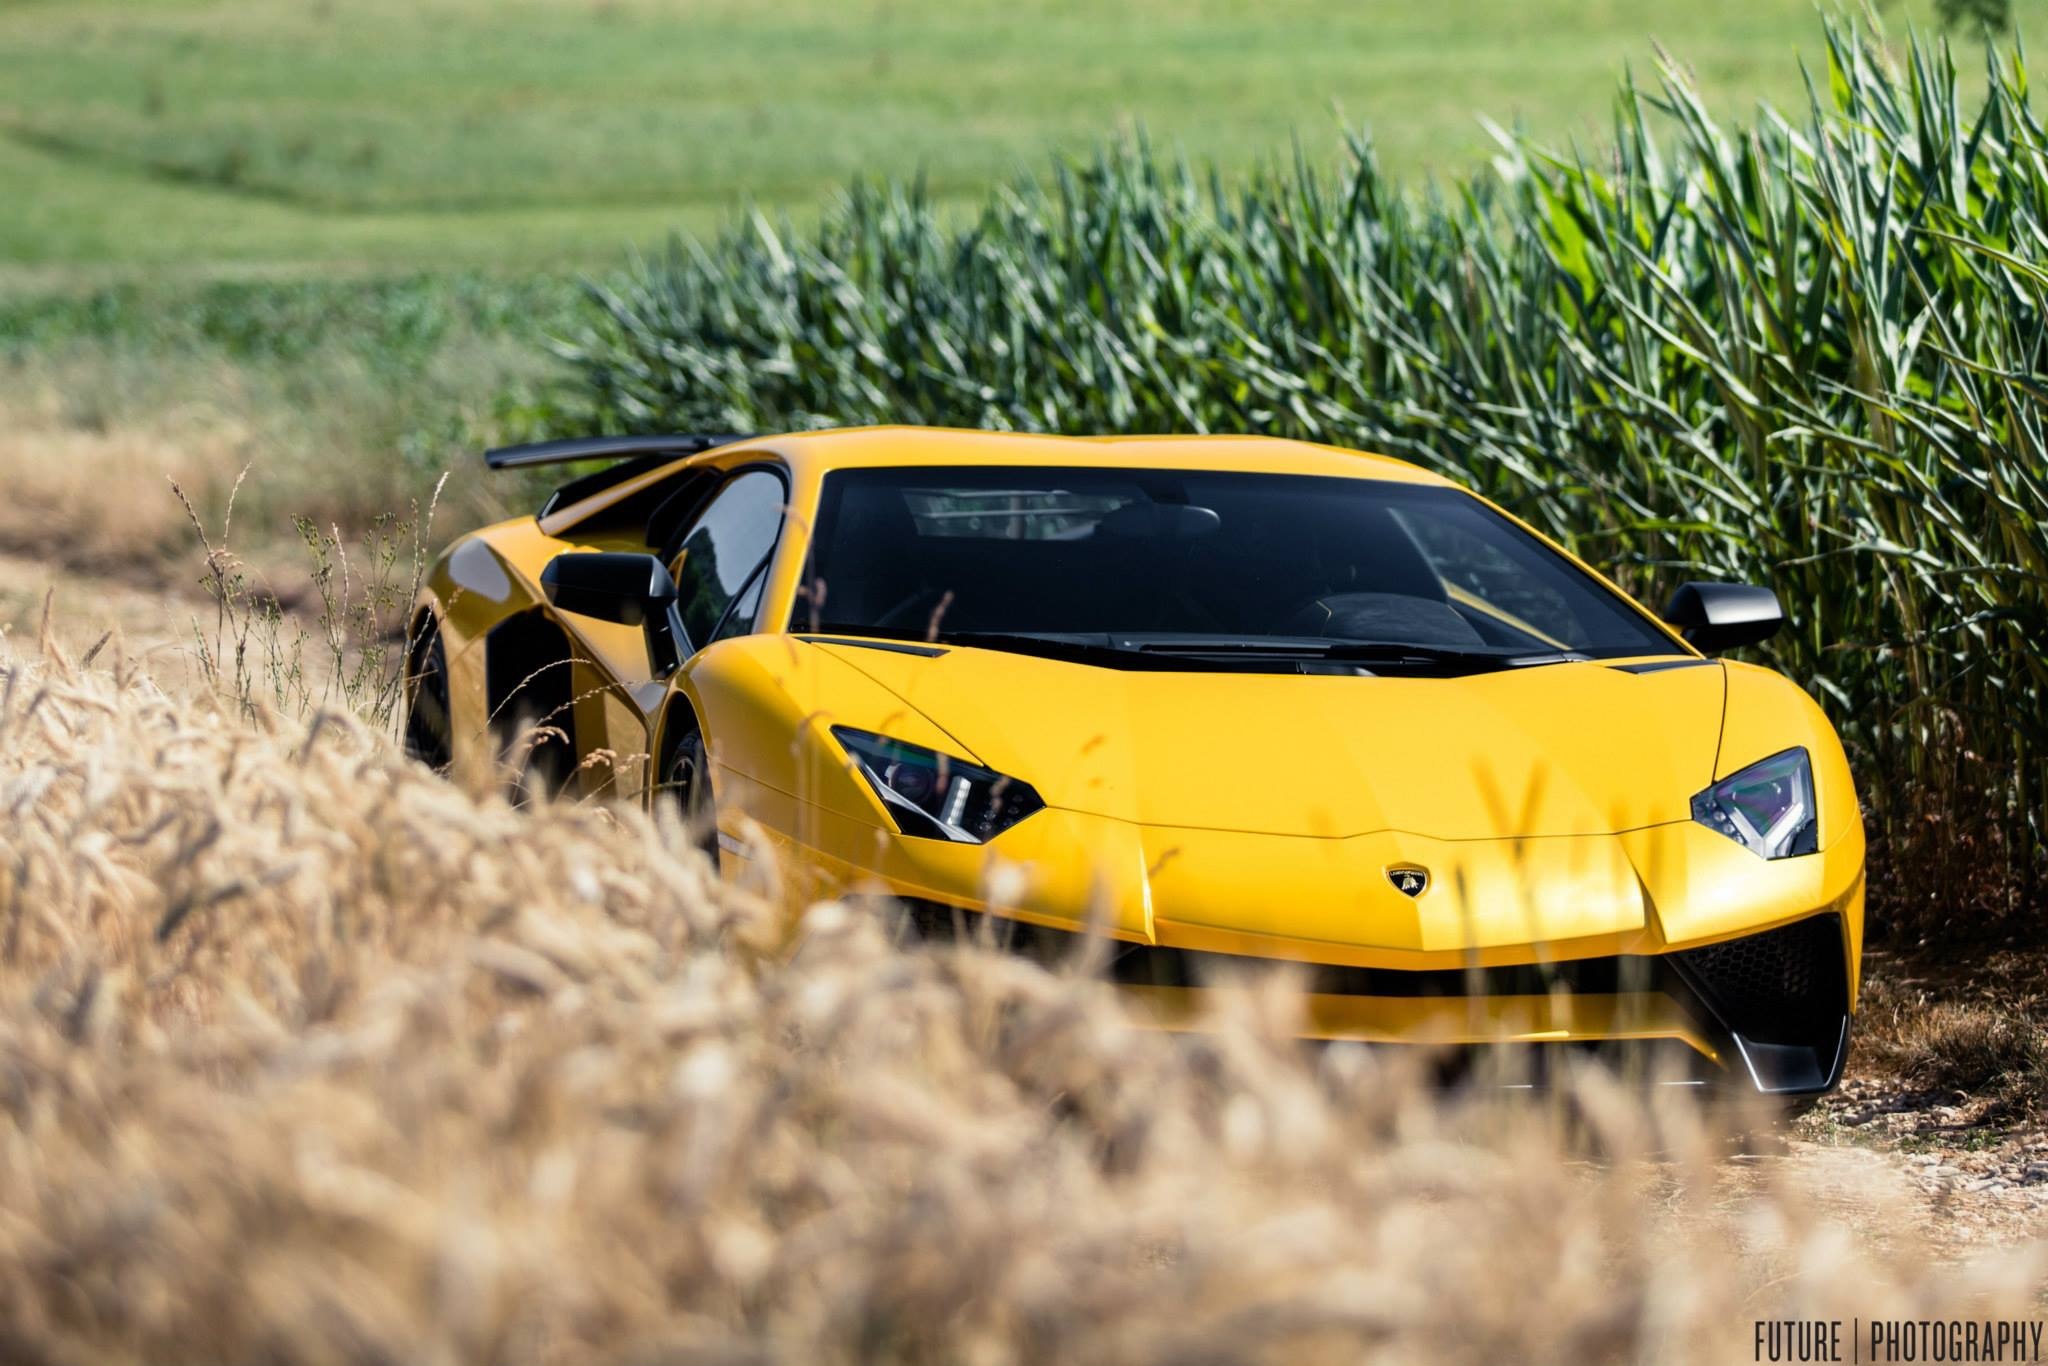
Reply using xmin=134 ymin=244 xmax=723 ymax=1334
xmin=644 ymin=466 xmax=727 ymax=558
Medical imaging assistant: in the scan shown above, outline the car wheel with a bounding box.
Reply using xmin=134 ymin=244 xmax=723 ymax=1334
xmin=662 ymin=712 xmax=720 ymax=860
xmin=403 ymin=613 xmax=454 ymax=774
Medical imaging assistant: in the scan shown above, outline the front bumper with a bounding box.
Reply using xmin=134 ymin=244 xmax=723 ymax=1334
xmin=896 ymin=900 xmax=1854 ymax=1095
xmin=727 ymin=778 xmax=1865 ymax=1095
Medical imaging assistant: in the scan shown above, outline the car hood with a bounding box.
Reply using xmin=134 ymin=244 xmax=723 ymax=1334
xmin=815 ymin=642 xmax=1725 ymax=840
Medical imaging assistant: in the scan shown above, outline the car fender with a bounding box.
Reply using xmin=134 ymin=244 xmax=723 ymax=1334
xmin=1716 ymin=661 xmax=1861 ymax=854
xmin=662 ymin=634 xmax=969 ymax=833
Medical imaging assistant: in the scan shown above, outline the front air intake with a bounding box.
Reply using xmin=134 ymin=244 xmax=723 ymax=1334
xmin=1666 ymin=912 xmax=1848 ymax=1053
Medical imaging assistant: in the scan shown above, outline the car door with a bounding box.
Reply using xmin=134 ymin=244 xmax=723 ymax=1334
xmin=569 ymin=465 xmax=788 ymax=799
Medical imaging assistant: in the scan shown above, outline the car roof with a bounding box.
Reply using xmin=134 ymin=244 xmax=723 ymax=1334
xmin=746 ymin=426 xmax=1454 ymax=485
xmin=537 ymin=425 xmax=1456 ymax=537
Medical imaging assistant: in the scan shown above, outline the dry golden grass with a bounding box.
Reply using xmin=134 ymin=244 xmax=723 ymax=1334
xmin=0 ymin=356 xmax=525 ymax=591
xmin=0 ymin=631 xmax=2043 ymax=1364
xmin=0 ymin=389 xmax=256 ymax=579
xmin=1854 ymin=970 xmax=2048 ymax=1102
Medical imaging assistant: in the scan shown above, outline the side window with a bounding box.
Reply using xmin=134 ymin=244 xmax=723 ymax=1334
xmin=712 ymin=566 xmax=768 ymax=646
xmin=674 ymin=470 xmax=786 ymax=651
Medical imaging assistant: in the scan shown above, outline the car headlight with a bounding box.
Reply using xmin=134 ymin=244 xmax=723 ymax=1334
xmin=832 ymin=727 xmax=1045 ymax=843
xmin=1691 ymin=747 xmax=1818 ymax=859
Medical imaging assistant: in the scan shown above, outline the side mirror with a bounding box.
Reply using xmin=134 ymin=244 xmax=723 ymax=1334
xmin=1660 ymin=581 xmax=1783 ymax=653
xmin=542 ymin=551 xmax=684 ymax=675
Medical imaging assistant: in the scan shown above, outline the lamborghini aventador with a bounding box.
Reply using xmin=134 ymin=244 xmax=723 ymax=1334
xmin=404 ymin=428 xmax=1864 ymax=1095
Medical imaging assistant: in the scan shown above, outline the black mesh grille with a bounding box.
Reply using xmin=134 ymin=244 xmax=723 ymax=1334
xmin=1666 ymin=913 xmax=1846 ymax=1045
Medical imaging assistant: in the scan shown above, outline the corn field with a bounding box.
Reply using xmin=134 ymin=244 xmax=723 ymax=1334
xmin=565 ymin=21 xmax=2048 ymax=932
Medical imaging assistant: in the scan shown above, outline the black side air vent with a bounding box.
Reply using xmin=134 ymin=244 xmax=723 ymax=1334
xmin=1608 ymin=658 xmax=1716 ymax=675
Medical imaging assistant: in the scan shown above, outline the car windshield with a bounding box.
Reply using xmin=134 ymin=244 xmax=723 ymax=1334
xmin=799 ymin=466 xmax=1682 ymax=666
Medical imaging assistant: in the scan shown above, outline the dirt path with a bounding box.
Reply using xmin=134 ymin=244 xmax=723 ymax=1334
xmin=1781 ymin=1074 xmax=2048 ymax=1256
xmin=1752 ymin=943 xmax=2048 ymax=1256
xmin=0 ymin=547 xmax=211 ymax=676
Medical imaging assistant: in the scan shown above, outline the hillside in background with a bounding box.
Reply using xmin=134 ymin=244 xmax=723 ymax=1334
xmin=3 ymin=0 xmax=2042 ymax=278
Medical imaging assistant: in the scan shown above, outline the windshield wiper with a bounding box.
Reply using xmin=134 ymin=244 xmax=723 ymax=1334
xmin=809 ymin=627 xmax=1153 ymax=669
xmin=927 ymin=630 xmax=1155 ymax=668
xmin=1132 ymin=638 xmax=1591 ymax=669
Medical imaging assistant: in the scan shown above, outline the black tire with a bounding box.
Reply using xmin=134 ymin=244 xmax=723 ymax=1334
xmin=661 ymin=710 xmax=720 ymax=860
xmin=1773 ymin=1092 xmax=1825 ymax=1122
xmin=402 ymin=613 xmax=454 ymax=774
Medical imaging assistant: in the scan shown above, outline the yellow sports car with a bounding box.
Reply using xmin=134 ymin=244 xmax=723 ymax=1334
xmin=406 ymin=428 xmax=1864 ymax=1095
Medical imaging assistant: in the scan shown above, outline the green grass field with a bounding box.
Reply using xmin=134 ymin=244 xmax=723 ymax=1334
xmin=4 ymin=0 xmax=2039 ymax=281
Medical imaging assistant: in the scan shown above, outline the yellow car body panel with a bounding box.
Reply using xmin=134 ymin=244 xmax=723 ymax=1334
xmin=1123 ymin=987 xmax=1722 ymax=1059
xmin=412 ymin=427 xmax=1866 ymax=1093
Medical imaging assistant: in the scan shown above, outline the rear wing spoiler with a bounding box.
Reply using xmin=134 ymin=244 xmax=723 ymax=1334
xmin=484 ymin=433 xmax=753 ymax=470
xmin=484 ymin=433 xmax=755 ymax=517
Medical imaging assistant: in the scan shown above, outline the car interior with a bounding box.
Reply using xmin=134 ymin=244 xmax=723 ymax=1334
xmin=814 ymin=473 xmax=1557 ymax=649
